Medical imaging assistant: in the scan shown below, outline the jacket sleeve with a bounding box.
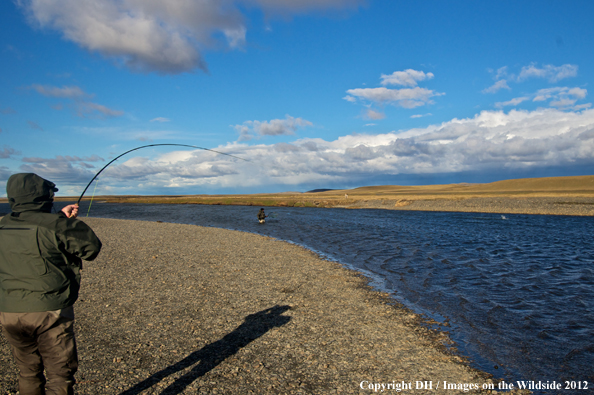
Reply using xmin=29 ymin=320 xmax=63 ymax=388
xmin=55 ymin=217 xmax=102 ymax=261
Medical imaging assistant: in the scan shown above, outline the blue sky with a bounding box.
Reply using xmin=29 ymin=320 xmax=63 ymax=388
xmin=1 ymin=0 xmax=594 ymax=197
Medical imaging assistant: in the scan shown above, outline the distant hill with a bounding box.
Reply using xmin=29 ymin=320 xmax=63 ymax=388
xmin=320 ymin=175 xmax=594 ymax=195
xmin=306 ymin=189 xmax=338 ymax=193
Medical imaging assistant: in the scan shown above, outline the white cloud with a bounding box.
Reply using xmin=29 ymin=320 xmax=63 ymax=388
xmin=28 ymin=83 xmax=123 ymax=118
xmin=364 ymin=109 xmax=385 ymax=120
xmin=150 ymin=117 xmax=171 ymax=123
xmin=346 ymin=69 xmax=442 ymax=113
xmin=24 ymin=108 xmax=594 ymax=194
xmin=536 ymin=87 xmax=588 ymax=109
xmin=518 ymin=63 xmax=578 ymax=83
xmin=30 ymin=84 xmax=90 ymax=98
xmin=19 ymin=154 xmax=104 ymax=184
xmin=16 ymin=0 xmax=364 ymax=74
xmin=550 ymin=98 xmax=577 ymax=108
xmin=233 ymin=115 xmax=313 ymax=141
xmin=224 ymin=26 xmax=247 ymax=49
xmin=410 ymin=113 xmax=432 ymax=119
xmin=496 ymin=87 xmax=589 ymax=110
xmin=567 ymin=87 xmax=588 ymax=100
xmin=494 ymin=66 xmax=508 ymax=81
xmin=484 ymin=63 xmax=580 ymax=97
xmin=380 ymin=69 xmax=434 ymax=87
xmin=484 ymin=62 xmax=588 ymax=110
xmin=346 ymin=86 xmax=442 ymax=109
xmin=483 ymin=79 xmax=510 ymax=94
xmin=495 ymin=97 xmax=530 ymax=108
xmin=76 ymin=102 xmax=124 ymax=118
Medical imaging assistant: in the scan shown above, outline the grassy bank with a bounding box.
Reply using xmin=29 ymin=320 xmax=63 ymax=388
xmin=82 ymin=175 xmax=594 ymax=211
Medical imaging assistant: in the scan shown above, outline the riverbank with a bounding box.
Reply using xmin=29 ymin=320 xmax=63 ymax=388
xmin=0 ymin=218 xmax=529 ymax=394
xmin=337 ymin=196 xmax=594 ymax=216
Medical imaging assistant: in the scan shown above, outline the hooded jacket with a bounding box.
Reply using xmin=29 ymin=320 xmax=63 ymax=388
xmin=0 ymin=173 xmax=102 ymax=312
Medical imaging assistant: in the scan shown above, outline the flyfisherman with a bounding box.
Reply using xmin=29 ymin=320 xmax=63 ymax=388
xmin=258 ymin=208 xmax=267 ymax=224
xmin=0 ymin=173 xmax=102 ymax=395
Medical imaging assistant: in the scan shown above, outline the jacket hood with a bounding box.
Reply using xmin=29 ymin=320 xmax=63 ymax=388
xmin=6 ymin=173 xmax=58 ymax=213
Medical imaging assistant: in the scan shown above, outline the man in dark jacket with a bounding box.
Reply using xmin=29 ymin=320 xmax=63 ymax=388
xmin=0 ymin=173 xmax=102 ymax=395
xmin=257 ymin=208 xmax=267 ymax=224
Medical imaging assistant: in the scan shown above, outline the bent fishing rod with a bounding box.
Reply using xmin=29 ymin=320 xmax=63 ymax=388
xmin=76 ymin=143 xmax=249 ymax=205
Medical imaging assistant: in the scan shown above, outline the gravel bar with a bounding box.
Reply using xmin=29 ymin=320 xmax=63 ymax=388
xmin=0 ymin=218 xmax=529 ymax=395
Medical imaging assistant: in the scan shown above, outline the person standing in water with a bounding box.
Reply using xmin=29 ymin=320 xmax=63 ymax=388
xmin=257 ymin=208 xmax=267 ymax=224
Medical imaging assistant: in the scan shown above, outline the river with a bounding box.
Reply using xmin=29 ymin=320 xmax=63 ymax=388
xmin=2 ymin=202 xmax=593 ymax=393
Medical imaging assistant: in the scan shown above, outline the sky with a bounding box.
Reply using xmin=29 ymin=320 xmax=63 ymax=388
xmin=1 ymin=0 xmax=594 ymax=197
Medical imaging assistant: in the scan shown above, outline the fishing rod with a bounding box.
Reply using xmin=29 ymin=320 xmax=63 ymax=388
xmin=76 ymin=143 xmax=249 ymax=205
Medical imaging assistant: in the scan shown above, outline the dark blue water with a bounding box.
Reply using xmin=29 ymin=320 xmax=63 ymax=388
xmin=3 ymin=202 xmax=593 ymax=392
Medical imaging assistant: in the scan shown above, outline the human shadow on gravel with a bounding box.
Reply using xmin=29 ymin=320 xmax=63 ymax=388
xmin=119 ymin=305 xmax=291 ymax=395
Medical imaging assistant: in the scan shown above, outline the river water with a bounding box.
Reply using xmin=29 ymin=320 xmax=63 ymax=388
xmin=2 ymin=202 xmax=593 ymax=393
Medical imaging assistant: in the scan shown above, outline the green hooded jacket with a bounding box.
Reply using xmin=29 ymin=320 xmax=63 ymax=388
xmin=0 ymin=173 xmax=102 ymax=312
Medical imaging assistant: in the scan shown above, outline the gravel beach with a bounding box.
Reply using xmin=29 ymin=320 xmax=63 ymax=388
xmin=0 ymin=218 xmax=529 ymax=394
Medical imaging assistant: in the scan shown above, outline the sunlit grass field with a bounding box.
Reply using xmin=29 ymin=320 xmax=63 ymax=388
xmin=58 ymin=175 xmax=594 ymax=209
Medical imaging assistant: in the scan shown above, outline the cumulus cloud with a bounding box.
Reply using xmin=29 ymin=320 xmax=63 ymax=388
xmin=232 ymin=108 xmax=594 ymax=185
xmin=28 ymin=84 xmax=123 ymax=118
xmin=233 ymin=115 xmax=313 ymax=141
xmin=16 ymin=0 xmax=364 ymax=74
xmin=345 ymin=69 xmax=442 ymax=115
xmin=19 ymin=154 xmax=105 ymax=184
xmin=24 ymin=108 xmax=594 ymax=195
xmin=380 ymin=69 xmax=434 ymax=87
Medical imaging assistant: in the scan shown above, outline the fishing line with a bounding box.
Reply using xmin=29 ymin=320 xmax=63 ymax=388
xmin=77 ymin=144 xmax=249 ymax=205
xmin=86 ymin=177 xmax=100 ymax=217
